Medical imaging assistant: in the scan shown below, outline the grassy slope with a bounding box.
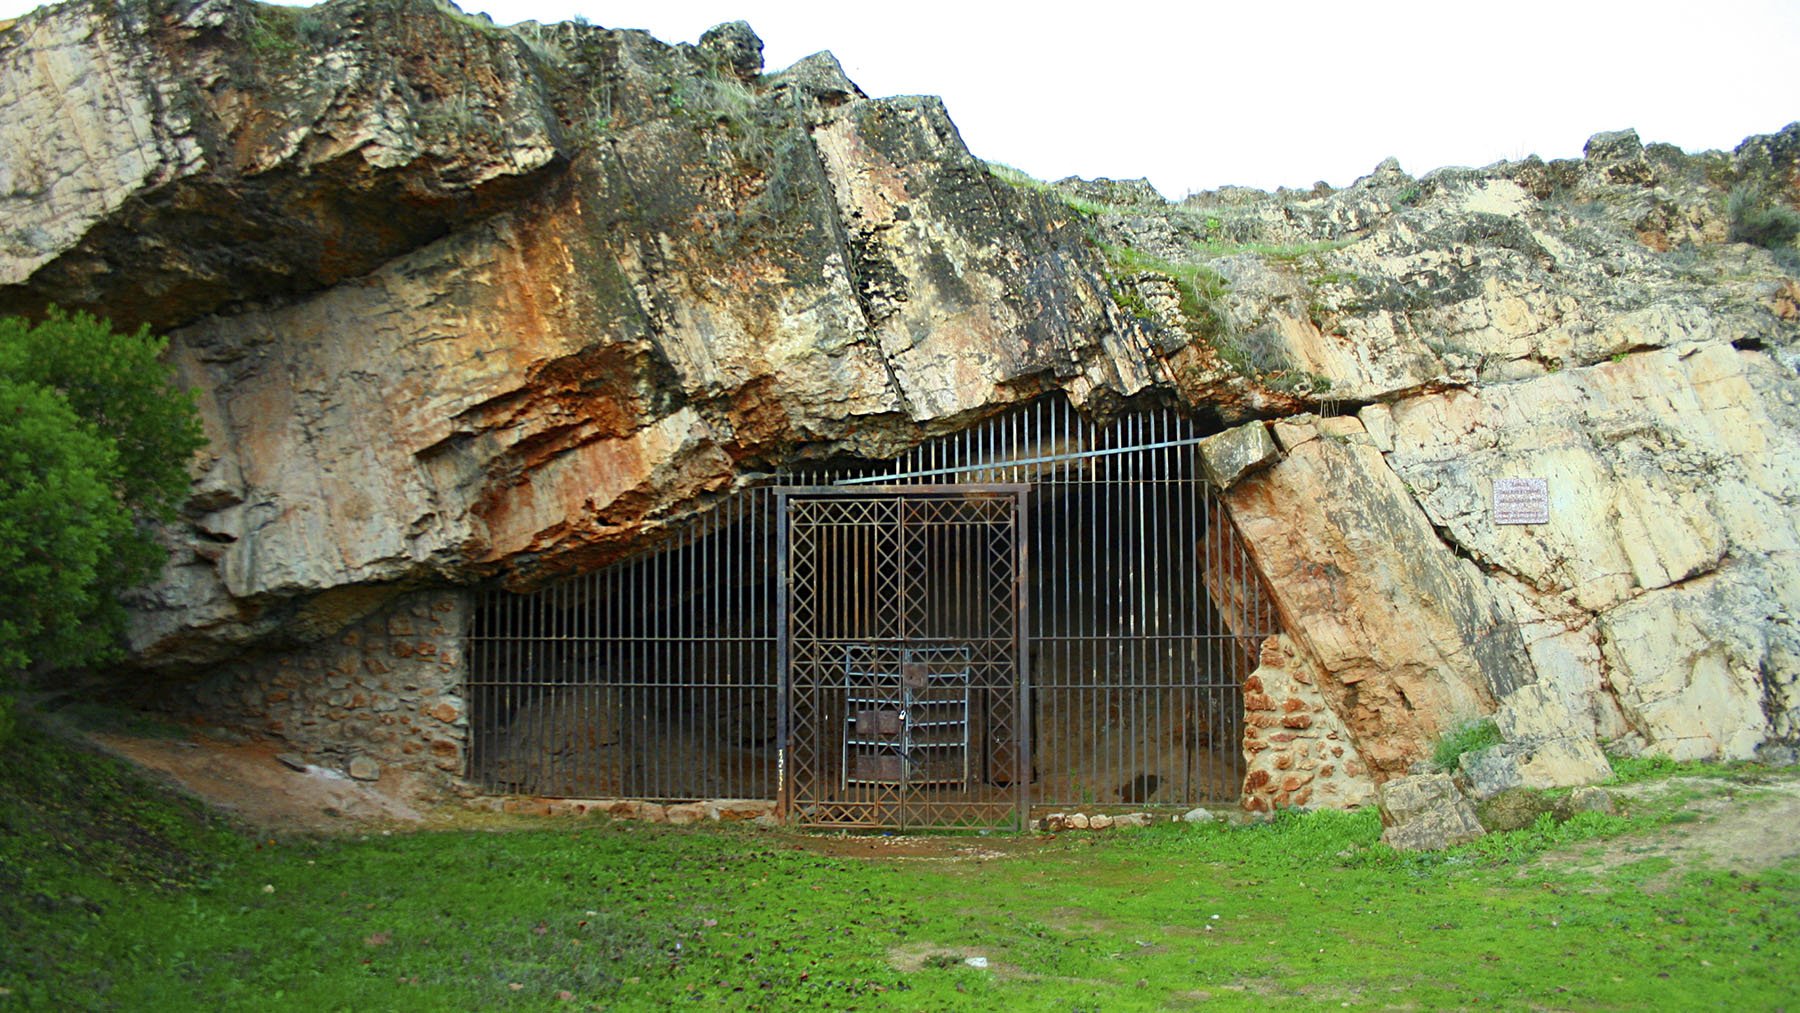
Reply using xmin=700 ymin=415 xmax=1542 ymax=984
xmin=2 ymin=715 xmax=1796 ymax=1010
xmin=0 ymin=713 xmax=247 ymax=1006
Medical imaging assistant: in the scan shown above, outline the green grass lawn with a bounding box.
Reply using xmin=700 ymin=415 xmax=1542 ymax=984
xmin=3 ymin=713 xmax=1796 ymax=1011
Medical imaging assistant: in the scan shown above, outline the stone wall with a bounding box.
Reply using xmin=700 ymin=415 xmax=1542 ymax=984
xmin=1240 ymin=635 xmax=1375 ymax=812
xmin=184 ymin=590 xmax=469 ymax=789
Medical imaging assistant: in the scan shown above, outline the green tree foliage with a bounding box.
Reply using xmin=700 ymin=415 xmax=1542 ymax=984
xmin=0 ymin=310 xmax=206 ymax=677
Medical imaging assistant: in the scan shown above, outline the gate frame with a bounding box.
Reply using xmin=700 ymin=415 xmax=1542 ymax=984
xmin=774 ymin=484 xmax=1031 ymax=830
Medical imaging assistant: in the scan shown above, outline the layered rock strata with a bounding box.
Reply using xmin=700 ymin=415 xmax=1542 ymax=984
xmin=2 ymin=0 xmax=1796 ymax=792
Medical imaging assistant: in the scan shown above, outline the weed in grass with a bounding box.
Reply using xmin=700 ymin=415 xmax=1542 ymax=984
xmin=1604 ymin=753 xmax=1760 ymax=784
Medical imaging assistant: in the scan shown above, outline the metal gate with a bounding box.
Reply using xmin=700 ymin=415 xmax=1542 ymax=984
xmin=777 ymin=486 xmax=1028 ymax=830
xmin=466 ymin=396 xmax=1279 ymax=824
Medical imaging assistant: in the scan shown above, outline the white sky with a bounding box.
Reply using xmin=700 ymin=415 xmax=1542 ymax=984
xmin=6 ymin=0 xmax=1798 ymax=195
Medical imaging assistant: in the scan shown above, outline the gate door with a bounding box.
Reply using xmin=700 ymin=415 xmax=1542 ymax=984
xmin=778 ymin=486 xmax=1028 ymax=830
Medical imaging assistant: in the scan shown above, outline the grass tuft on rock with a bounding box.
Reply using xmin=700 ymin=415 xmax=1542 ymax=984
xmin=1431 ymin=716 xmax=1502 ymax=772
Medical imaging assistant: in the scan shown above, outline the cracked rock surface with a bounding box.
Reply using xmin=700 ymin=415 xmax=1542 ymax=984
xmin=2 ymin=0 xmax=1796 ymax=784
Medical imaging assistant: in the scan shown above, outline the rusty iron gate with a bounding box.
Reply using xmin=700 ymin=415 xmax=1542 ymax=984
xmin=777 ymin=487 xmax=1028 ymax=830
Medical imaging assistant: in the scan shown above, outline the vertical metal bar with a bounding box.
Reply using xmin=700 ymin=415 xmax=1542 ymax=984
xmin=611 ymin=544 xmax=625 ymax=797
xmin=659 ymin=521 xmax=671 ymax=799
xmin=1175 ymin=418 xmax=1191 ymax=804
xmin=498 ymin=586 xmax=509 ymax=792
xmin=729 ymin=497 xmax=742 ymax=800
xmin=533 ymin=581 xmax=546 ymax=795
xmin=745 ymin=490 xmax=757 ymax=798
xmin=551 ymin=574 xmax=563 ymax=796
xmin=622 ymin=552 xmax=635 ymax=799
xmin=519 ymin=582 xmax=532 ymax=794
xmin=1127 ymin=411 xmax=1138 ymax=803
xmin=1025 ymin=403 xmax=1039 ymax=818
xmin=582 ymin=567 xmax=594 ymax=796
xmin=1060 ymin=402 xmax=1072 ymax=807
xmin=774 ymin=491 xmax=791 ymax=820
xmin=1022 ymin=489 xmax=1036 ymax=831
xmin=611 ymin=555 xmax=623 ymax=799
xmin=696 ymin=514 xmax=707 ymax=798
xmin=686 ymin=514 xmax=698 ymax=799
xmin=468 ymin=588 xmax=481 ymax=787
xmin=1101 ymin=413 xmax=1114 ymax=803
xmin=749 ymin=489 xmax=763 ymax=799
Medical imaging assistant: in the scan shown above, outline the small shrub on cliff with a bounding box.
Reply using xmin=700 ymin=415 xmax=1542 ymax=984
xmin=1727 ymin=183 xmax=1800 ymax=250
xmin=0 ymin=309 xmax=205 ymax=676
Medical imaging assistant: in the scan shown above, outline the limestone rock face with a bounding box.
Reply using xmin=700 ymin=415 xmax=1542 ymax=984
xmin=1456 ymin=683 xmax=1613 ymax=798
xmin=1223 ymin=413 xmax=1531 ymax=777
xmin=1381 ymin=345 xmax=1800 ymax=762
xmin=1 ymin=0 xmax=1796 ymax=782
xmin=7 ymin=0 xmax=1137 ymax=665
xmin=1199 ymin=420 xmax=1278 ymax=489
xmin=1229 ymin=343 xmax=1799 ymax=774
xmin=1092 ymin=125 xmax=1798 ymax=403
xmin=0 ymin=0 xmax=565 ymax=332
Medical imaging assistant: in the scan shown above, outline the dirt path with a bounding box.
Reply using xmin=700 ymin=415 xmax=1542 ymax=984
xmin=89 ymin=731 xmax=431 ymax=834
xmin=1537 ymin=774 xmax=1800 ymax=880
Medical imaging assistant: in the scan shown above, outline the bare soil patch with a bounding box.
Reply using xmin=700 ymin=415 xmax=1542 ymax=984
xmin=87 ymin=731 xmax=431 ymax=834
xmin=1538 ymin=774 xmax=1800 ymax=881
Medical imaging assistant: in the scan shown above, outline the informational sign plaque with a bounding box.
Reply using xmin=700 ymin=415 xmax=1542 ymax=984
xmin=1493 ymin=477 xmax=1549 ymax=525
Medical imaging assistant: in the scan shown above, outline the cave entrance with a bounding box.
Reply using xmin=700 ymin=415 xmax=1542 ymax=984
xmin=464 ymin=396 xmax=1281 ymax=827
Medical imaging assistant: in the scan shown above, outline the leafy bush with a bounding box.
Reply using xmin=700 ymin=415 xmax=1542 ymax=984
xmin=1431 ymin=717 xmax=1501 ymax=772
xmin=1727 ymin=183 xmax=1800 ymax=249
xmin=0 ymin=309 xmax=205 ymax=676
xmin=0 ymin=378 xmax=134 ymax=673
